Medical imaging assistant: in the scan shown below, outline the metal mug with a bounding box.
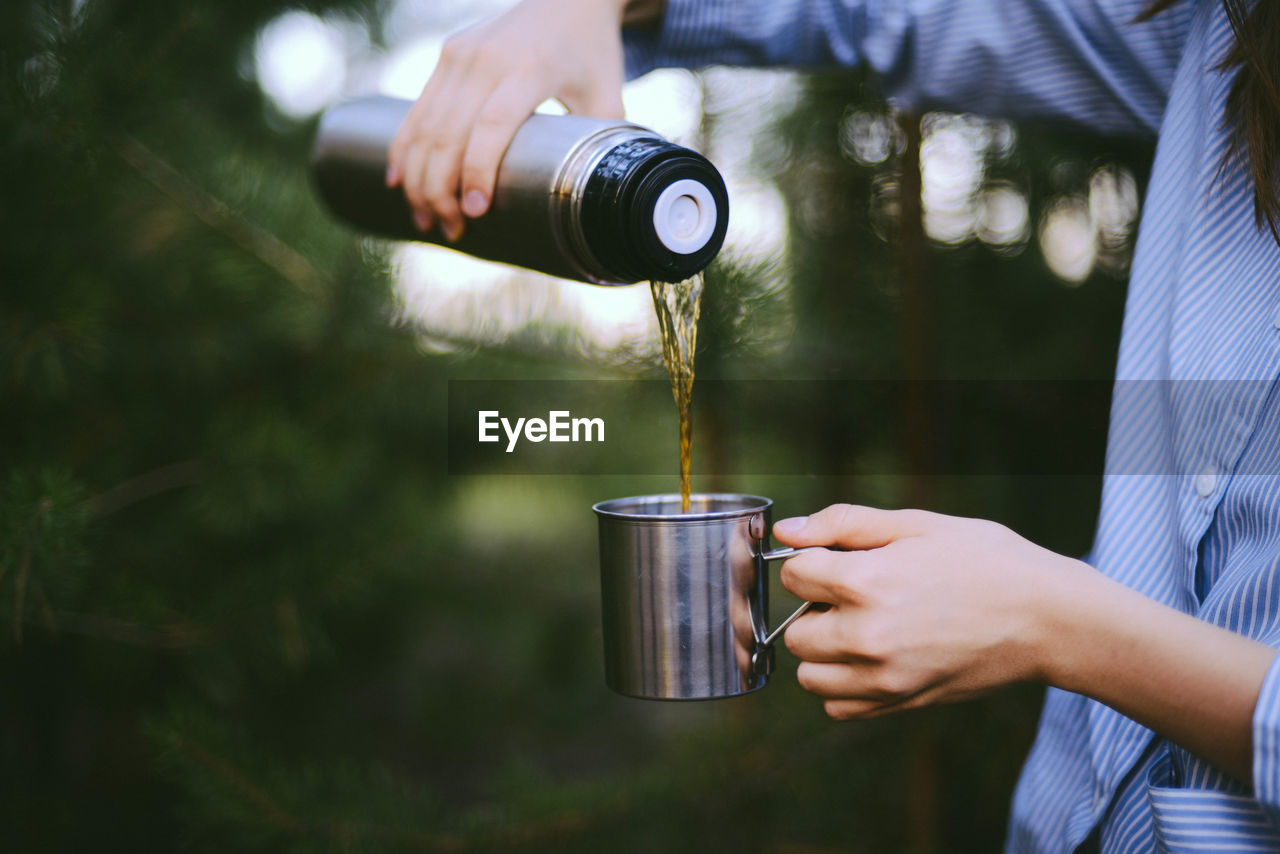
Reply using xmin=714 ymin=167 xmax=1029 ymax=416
xmin=592 ymin=493 xmax=815 ymax=701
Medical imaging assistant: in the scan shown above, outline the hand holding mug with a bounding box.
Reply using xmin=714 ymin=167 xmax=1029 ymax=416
xmin=774 ymin=504 xmax=1091 ymax=720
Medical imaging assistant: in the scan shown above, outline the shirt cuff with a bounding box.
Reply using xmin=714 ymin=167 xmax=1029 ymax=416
xmin=1252 ymin=649 xmax=1280 ymax=824
xmin=623 ymin=0 xmax=738 ymax=79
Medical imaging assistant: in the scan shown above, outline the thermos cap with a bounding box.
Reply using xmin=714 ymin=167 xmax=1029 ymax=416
xmin=652 ymin=179 xmax=719 ymax=256
xmin=580 ymin=137 xmax=729 ymax=283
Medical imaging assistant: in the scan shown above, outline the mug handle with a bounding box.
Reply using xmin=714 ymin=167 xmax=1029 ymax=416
xmin=759 ymin=546 xmax=823 ymax=648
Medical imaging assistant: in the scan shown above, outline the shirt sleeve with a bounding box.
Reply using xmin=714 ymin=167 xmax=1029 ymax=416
xmin=1252 ymin=650 xmax=1280 ymax=827
xmin=623 ymin=0 xmax=1194 ymax=138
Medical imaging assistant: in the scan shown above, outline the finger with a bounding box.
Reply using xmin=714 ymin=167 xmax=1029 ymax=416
xmin=399 ymin=56 xmax=469 ymax=224
xmin=401 ymin=139 xmax=434 ymax=232
xmin=773 ymin=503 xmax=931 ymax=551
xmin=459 ymin=77 xmax=545 ymax=219
xmin=781 ymin=605 xmax=870 ymax=664
xmin=797 ymin=665 xmax=931 ymax=721
xmin=388 ymin=70 xmax=448 ymax=188
xmin=559 ymin=44 xmax=625 ymax=119
xmin=561 ymin=80 xmax=625 ymax=120
xmin=796 ymin=661 xmax=891 ymax=700
xmin=778 ymin=548 xmax=870 ymax=605
xmin=422 ymin=83 xmax=486 ymax=241
xmin=729 ymin=580 xmax=756 ymax=652
xmin=587 ymin=88 xmax=625 ymax=120
xmin=824 ymin=690 xmax=933 ymax=721
xmin=736 ymin=643 xmax=754 ymax=689
xmin=822 ymin=699 xmax=893 ymax=722
xmin=387 ymin=98 xmax=425 ymax=187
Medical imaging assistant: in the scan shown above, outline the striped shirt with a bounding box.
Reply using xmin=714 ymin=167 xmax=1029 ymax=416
xmin=625 ymin=1 xmax=1280 ymax=851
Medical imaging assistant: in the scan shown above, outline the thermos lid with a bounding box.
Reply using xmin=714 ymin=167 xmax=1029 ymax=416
xmin=580 ymin=137 xmax=729 ymax=284
xmin=651 ymin=179 xmax=719 ymax=256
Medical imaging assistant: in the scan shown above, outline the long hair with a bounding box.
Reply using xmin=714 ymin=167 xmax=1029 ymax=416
xmin=1140 ymin=0 xmax=1280 ymax=243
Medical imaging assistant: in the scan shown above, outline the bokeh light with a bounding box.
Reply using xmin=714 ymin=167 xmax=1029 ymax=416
xmin=1090 ymin=165 xmax=1140 ymax=273
xmin=391 ymin=244 xmax=657 ymax=363
xmin=841 ymin=108 xmax=900 ymax=167
xmin=722 ymin=181 xmax=789 ymax=268
xmin=977 ymin=183 xmax=1030 ymax=249
xmin=377 ymin=36 xmax=444 ymax=100
xmin=919 ymin=112 xmax=990 ymax=245
xmin=1038 ymin=196 xmax=1097 ymax=284
xmin=381 ymin=0 xmax=515 ymax=46
xmin=21 ymin=52 xmax=60 ymax=100
xmin=254 ymin=10 xmax=366 ymax=119
xmin=622 ymin=68 xmax=704 ymax=145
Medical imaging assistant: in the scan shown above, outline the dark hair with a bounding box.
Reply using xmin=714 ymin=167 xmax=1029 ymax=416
xmin=1140 ymin=0 xmax=1280 ymax=243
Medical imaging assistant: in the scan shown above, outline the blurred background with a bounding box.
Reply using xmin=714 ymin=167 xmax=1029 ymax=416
xmin=2 ymin=0 xmax=1152 ymax=850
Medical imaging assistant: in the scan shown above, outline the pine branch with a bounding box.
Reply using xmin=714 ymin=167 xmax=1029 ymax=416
xmin=34 ymin=581 xmax=59 ymax=640
xmin=168 ymin=731 xmax=303 ymax=834
xmin=13 ymin=538 xmax=30 ymax=645
xmin=112 ymin=134 xmax=333 ymax=301
xmin=22 ymin=609 xmax=210 ymax=650
xmin=165 ymin=728 xmax=632 ymax=851
xmin=88 ymin=459 xmax=205 ymax=517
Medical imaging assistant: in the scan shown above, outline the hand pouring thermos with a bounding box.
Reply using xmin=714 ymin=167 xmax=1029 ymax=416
xmin=311 ymin=96 xmax=729 ymax=284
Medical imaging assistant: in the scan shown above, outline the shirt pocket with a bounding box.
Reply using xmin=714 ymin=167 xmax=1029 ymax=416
xmin=1146 ymin=752 xmax=1280 ymax=853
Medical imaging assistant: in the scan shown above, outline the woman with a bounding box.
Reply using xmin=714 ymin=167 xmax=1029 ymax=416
xmin=388 ymin=1 xmax=1280 ymax=849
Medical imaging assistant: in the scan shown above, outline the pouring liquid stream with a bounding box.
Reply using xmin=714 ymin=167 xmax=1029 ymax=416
xmin=649 ymin=274 xmax=704 ymax=514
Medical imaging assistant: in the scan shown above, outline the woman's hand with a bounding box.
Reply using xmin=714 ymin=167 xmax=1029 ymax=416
xmin=774 ymin=503 xmax=1088 ymax=720
xmin=774 ymin=502 xmax=1276 ymax=782
xmin=385 ymin=0 xmax=634 ymax=241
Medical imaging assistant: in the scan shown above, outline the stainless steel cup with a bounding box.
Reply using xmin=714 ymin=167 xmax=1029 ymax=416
xmin=592 ymin=493 xmax=814 ymax=701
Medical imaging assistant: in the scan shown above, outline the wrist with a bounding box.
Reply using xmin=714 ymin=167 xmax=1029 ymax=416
xmin=1023 ymin=555 xmax=1112 ymax=691
xmin=1023 ymin=558 xmax=1274 ymax=783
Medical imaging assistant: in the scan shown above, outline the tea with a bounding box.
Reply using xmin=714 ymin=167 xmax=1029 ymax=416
xmin=649 ymin=274 xmax=704 ymax=513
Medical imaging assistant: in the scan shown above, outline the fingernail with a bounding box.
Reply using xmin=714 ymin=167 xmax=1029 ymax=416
xmin=441 ymin=221 xmax=461 ymax=242
xmin=385 ymin=165 xmax=399 ymax=187
xmin=774 ymin=517 xmax=806 ymax=536
xmin=413 ymin=210 xmax=431 ymax=232
xmin=462 ymin=190 xmax=488 ymax=218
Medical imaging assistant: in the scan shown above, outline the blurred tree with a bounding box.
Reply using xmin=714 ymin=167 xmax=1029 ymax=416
xmin=0 ymin=1 xmax=1151 ymax=852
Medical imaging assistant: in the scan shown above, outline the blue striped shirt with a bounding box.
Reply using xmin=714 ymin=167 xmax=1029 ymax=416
xmin=625 ymin=1 xmax=1280 ymax=851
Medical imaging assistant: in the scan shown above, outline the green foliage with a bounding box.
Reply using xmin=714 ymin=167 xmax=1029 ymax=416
xmin=1 ymin=1 xmax=1150 ymax=851
xmin=0 ymin=468 xmax=91 ymax=639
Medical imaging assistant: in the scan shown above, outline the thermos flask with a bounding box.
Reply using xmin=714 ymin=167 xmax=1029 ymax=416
xmin=311 ymin=96 xmax=729 ymax=284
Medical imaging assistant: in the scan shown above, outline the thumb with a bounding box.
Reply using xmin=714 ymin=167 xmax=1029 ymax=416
xmin=773 ymin=503 xmax=927 ymax=551
xmin=561 ymin=61 xmax=625 ymax=120
xmin=563 ymin=88 xmax=625 ymax=120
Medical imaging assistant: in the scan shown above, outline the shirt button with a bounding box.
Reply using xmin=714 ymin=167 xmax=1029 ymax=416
xmin=1195 ymin=469 xmax=1218 ymax=497
xmin=1273 ymin=307 xmax=1280 ymax=329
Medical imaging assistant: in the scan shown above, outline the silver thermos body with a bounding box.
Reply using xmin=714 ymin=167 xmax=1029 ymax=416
xmin=311 ymin=96 xmax=729 ymax=284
